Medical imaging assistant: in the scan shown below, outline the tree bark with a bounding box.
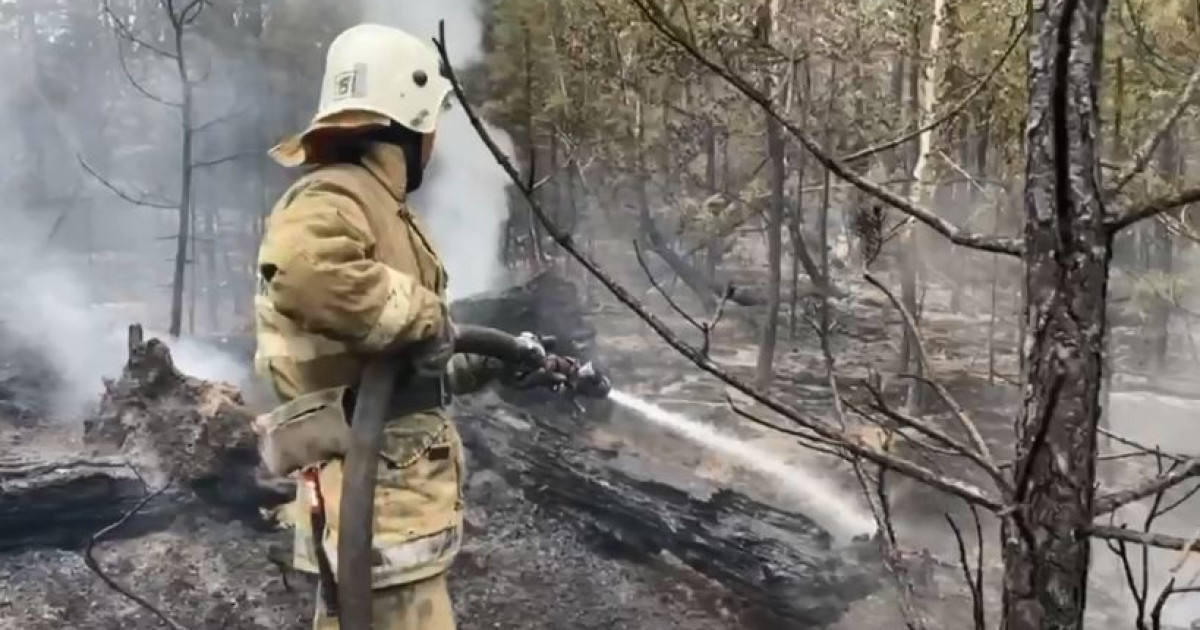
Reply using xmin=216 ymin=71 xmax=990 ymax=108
xmin=789 ymin=59 xmax=814 ymax=338
xmin=1002 ymin=1 xmax=1110 ymax=628
xmin=900 ymin=0 xmax=950 ymax=413
xmin=817 ymin=59 xmax=838 ymax=339
xmin=1147 ymin=127 xmax=1180 ymax=372
xmin=169 ymin=24 xmax=193 ymax=337
xmin=755 ymin=0 xmax=785 ymax=392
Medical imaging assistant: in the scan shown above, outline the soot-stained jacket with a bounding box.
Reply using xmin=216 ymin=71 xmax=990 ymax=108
xmin=254 ymin=140 xmax=490 ymax=588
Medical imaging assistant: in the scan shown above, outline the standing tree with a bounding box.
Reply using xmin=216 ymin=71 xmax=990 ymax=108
xmin=94 ymin=0 xmax=209 ymax=337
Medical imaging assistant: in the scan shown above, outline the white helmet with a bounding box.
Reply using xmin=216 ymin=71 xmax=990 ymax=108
xmin=270 ymin=24 xmax=453 ymax=167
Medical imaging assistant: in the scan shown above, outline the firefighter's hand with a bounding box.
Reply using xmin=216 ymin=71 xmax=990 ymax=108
xmin=411 ymin=311 xmax=456 ymax=379
xmin=503 ymin=354 xmax=578 ymax=392
xmin=510 ymin=332 xmax=550 ymax=370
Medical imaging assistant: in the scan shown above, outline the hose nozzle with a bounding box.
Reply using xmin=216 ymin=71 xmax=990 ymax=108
xmin=573 ymin=361 xmax=612 ymax=399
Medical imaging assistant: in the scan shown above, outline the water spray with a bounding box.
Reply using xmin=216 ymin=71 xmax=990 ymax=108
xmin=607 ymin=389 xmax=877 ymax=542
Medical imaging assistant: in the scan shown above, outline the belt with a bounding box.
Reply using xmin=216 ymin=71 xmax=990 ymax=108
xmin=343 ymin=373 xmax=450 ymax=421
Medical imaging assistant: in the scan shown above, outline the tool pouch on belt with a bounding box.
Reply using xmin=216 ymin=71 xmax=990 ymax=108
xmin=253 ymin=386 xmax=352 ymax=478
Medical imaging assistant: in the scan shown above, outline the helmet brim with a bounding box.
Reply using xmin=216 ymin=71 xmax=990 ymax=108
xmin=268 ymin=109 xmax=393 ymax=168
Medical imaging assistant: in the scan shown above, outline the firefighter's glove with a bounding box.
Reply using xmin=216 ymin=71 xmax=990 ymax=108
xmin=410 ymin=309 xmax=456 ymax=379
xmin=504 ymin=354 xmax=578 ymax=393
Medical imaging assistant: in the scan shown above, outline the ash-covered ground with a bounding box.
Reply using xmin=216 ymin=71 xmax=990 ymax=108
xmin=0 ymin=461 xmax=743 ymax=630
xmin=4 ymin=267 xmax=1197 ymax=630
xmin=0 ymin=341 xmax=750 ymax=630
xmin=0 ymin=294 xmax=850 ymax=630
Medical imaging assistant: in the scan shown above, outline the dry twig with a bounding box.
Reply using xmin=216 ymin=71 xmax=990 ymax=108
xmin=862 ymin=272 xmax=1005 ymax=492
xmin=82 ymin=482 xmax=189 ymax=630
xmin=78 ymin=155 xmax=177 ymax=210
xmin=1106 ymin=54 xmax=1200 ymax=197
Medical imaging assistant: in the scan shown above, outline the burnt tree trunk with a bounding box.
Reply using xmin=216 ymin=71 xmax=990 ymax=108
xmin=756 ymin=0 xmax=785 ymax=392
xmin=1147 ymin=126 xmax=1180 ymax=372
xmin=789 ymin=58 xmax=814 ymax=338
xmin=457 ymin=399 xmax=879 ymax=627
xmin=1002 ymin=1 xmax=1110 ymax=628
xmin=169 ymin=16 xmax=194 ymax=337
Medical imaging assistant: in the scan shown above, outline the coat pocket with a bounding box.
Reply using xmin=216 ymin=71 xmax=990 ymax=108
xmin=253 ymin=386 xmax=351 ymax=477
xmin=368 ymin=413 xmax=465 ymax=587
xmin=373 ymin=414 xmax=464 ymax=537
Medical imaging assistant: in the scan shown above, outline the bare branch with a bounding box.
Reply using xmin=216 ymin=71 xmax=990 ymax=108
xmin=726 ymin=397 xmax=847 ymax=459
xmin=434 ymin=22 xmax=1005 ymax=513
xmin=627 ymin=0 xmax=1023 ymax=257
xmin=1095 ymin=459 xmax=1200 ymax=515
xmin=530 ymin=174 xmax=554 ymax=192
xmin=1106 ymin=55 xmax=1200 ymax=196
xmin=114 ymin=40 xmax=181 ymax=107
xmin=702 ymin=286 xmax=732 ymax=357
xmin=834 ymin=331 xmax=928 ymax=630
xmin=1098 ymin=427 xmax=1189 ymax=464
xmin=841 ymin=12 xmax=1028 ymax=166
xmin=1158 ymin=480 xmax=1200 ymax=517
xmin=83 ymin=482 xmax=190 ymax=630
xmin=78 ymin=155 xmax=177 ymax=210
xmin=1089 ymin=523 xmax=1200 ymax=553
xmin=864 ymin=273 xmax=1002 ymax=479
xmin=178 ymin=0 xmax=207 ymax=26
xmin=853 ymin=464 xmax=930 ymax=630
xmin=1150 ymin=577 xmax=1184 ymax=630
xmin=102 ymin=0 xmax=178 ymax=59
xmin=859 ymin=382 xmax=1008 ymax=490
xmin=192 ymin=151 xmax=257 ymax=169
xmin=1107 ymin=537 xmax=1146 ymax=618
xmin=1107 ymin=187 xmax=1200 ymax=232
xmin=946 ymin=513 xmax=987 ymax=630
xmin=633 ymin=239 xmax=706 ymax=337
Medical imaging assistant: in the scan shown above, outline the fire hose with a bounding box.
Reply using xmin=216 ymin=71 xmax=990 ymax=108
xmin=337 ymin=324 xmax=610 ymax=630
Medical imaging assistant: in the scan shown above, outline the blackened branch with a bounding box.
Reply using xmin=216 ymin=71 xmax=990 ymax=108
xmin=433 ymin=21 xmax=1004 ymax=513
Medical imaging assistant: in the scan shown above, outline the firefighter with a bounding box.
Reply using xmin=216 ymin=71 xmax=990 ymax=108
xmin=253 ymin=23 xmax=494 ymax=630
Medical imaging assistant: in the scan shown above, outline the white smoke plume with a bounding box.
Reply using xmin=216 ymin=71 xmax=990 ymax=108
xmin=0 ymin=208 xmax=248 ymax=417
xmin=362 ymin=0 xmax=516 ymax=300
xmin=0 ymin=212 xmax=119 ymax=415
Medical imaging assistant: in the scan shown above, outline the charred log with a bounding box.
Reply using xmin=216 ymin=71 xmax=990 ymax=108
xmin=458 ymin=403 xmax=879 ymax=627
xmin=0 ymin=454 xmax=177 ymax=551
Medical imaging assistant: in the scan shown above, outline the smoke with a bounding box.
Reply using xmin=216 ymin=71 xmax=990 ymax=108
xmin=0 ymin=212 xmax=118 ymax=415
xmin=362 ymin=0 xmax=516 ymax=300
xmin=0 ymin=208 xmax=251 ymax=417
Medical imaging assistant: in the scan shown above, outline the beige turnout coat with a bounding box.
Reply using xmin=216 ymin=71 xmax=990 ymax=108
xmin=255 ymin=140 xmax=484 ymax=589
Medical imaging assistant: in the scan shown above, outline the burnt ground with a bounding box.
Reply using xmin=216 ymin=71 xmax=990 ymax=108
xmin=3 ymin=262 xmax=1194 ymax=629
xmin=0 ymin=311 xmax=777 ymax=630
xmin=0 ymin=269 xmax=1007 ymax=630
xmin=0 ymin=469 xmax=743 ymax=630
xmin=0 ymin=346 xmax=749 ymax=630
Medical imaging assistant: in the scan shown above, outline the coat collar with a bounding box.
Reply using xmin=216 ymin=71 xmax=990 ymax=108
xmin=358 ymin=141 xmax=409 ymax=204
